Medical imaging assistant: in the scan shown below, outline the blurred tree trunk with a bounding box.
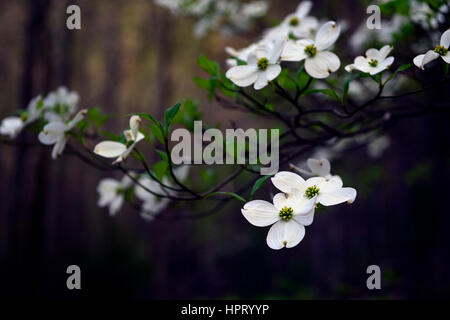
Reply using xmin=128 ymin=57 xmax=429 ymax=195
xmin=7 ymin=0 xmax=52 ymax=296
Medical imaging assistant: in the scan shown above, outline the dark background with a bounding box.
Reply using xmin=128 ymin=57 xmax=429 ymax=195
xmin=0 ymin=0 xmax=449 ymax=299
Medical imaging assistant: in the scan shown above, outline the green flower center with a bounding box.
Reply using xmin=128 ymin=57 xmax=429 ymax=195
xmin=368 ymin=59 xmax=378 ymax=67
xmin=288 ymin=32 xmax=297 ymax=40
xmin=279 ymin=206 xmax=294 ymax=221
xmin=289 ymin=17 xmax=300 ymax=26
xmin=125 ymin=140 xmax=134 ymax=148
xmin=305 ymin=185 xmax=320 ymax=199
xmin=257 ymin=57 xmax=269 ymax=71
xmin=304 ymin=45 xmax=317 ymax=58
xmin=434 ymin=45 xmax=448 ymax=56
xmin=20 ymin=112 xmax=29 ymax=122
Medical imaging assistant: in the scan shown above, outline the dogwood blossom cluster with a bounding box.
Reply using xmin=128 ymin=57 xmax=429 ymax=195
xmin=97 ymin=165 xmax=190 ymax=219
xmin=242 ymin=158 xmax=356 ymax=250
xmin=154 ymin=0 xmax=268 ymax=38
xmin=0 ymin=86 xmax=86 ymax=159
xmin=225 ymin=1 xmax=344 ymax=88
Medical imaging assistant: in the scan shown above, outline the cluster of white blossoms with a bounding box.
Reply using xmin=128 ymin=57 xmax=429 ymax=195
xmin=224 ymin=1 xmax=402 ymax=89
xmin=0 ymin=86 xmax=86 ymax=159
xmin=97 ymin=165 xmax=189 ymax=219
xmin=154 ymin=0 xmax=268 ymax=38
xmin=242 ymin=158 xmax=356 ymax=250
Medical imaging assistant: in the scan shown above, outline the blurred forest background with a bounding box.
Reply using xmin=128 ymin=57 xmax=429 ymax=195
xmin=0 ymin=0 xmax=449 ymax=299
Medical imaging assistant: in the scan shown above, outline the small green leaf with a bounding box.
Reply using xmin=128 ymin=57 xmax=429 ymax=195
xmin=384 ymin=63 xmax=412 ymax=85
xmin=152 ymin=161 xmax=169 ymax=181
xmin=205 ymin=191 xmax=246 ymax=203
xmin=164 ymin=101 xmax=183 ymax=134
xmin=148 ymin=123 xmax=165 ymax=144
xmin=303 ymin=88 xmax=340 ymax=101
xmin=101 ymin=130 xmax=121 ymax=141
xmin=156 ymin=149 xmax=169 ymax=163
xmin=198 ymin=54 xmax=220 ymax=76
xmin=250 ymin=175 xmax=272 ymax=200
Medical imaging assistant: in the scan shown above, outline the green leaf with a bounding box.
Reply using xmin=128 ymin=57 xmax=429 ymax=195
xmin=88 ymin=107 xmax=108 ymax=127
xmin=129 ymin=112 xmax=161 ymax=128
xmin=164 ymin=101 xmax=183 ymax=134
xmin=101 ymin=130 xmax=121 ymax=141
xmin=156 ymin=149 xmax=169 ymax=163
xmin=193 ymin=77 xmax=212 ymax=90
xmin=148 ymin=123 xmax=165 ymax=144
xmin=198 ymin=54 xmax=220 ymax=76
xmin=249 ymin=175 xmax=272 ymax=200
xmin=342 ymin=74 xmax=360 ymax=99
xmin=303 ymin=88 xmax=340 ymax=101
xmin=152 ymin=161 xmax=169 ymax=181
xmin=384 ymin=64 xmax=412 ymax=85
xmin=205 ymin=192 xmax=246 ymax=203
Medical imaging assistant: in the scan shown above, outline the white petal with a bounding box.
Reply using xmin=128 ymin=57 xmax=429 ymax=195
xmin=94 ymin=141 xmax=127 ymax=158
xmin=51 ymin=137 xmax=67 ymax=159
xmin=307 ymin=158 xmax=331 ymax=177
xmin=414 ymin=50 xmax=439 ymax=69
xmin=305 ymin=51 xmax=340 ymax=79
xmin=378 ymin=45 xmax=394 ymax=61
xmin=440 ymin=29 xmax=450 ymax=48
xmin=413 ymin=54 xmax=425 ymax=69
xmin=369 ymin=56 xmax=394 ymax=75
xmin=296 ymin=1 xmax=312 ymax=19
xmin=269 ymin=38 xmax=286 ymax=64
xmin=293 ymin=208 xmax=315 ymax=226
xmin=39 ymin=122 xmax=67 ymax=145
xmin=442 ymin=53 xmax=450 ymax=64
xmin=318 ymin=187 xmax=357 ymax=206
xmin=345 ymin=64 xmax=355 ymax=72
xmin=0 ymin=117 xmax=24 ymax=138
xmin=265 ymin=64 xmax=282 ymax=81
xmin=97 ymin=179 xmax=120 ymax=206
xmin=315 ymin=21 xmax=340 ymax=51
xmin=109 ymin=195 xmax=124 ymax=216
xmin=271 ymin=171 xmax=306 ymax=193
xmin=281 ymin=40 xmax=310 ymax=61
xmin=241 ymin=200 xmax=279 ymax=227
xmin=226 ymin=65 xmax=259 ymax=87
xmin=254 ymin=72 xmax=268 ymax=90
xmin=226 ymin=65 xmax=258 ymax=79
xmin=365 ymin=48 xmax=380 ymax=60
xmin=266 ymin=220 xmax=305 ymax=250
xmin=135 ymin=177 xmax=164 ymax=201
xmin=129 ymin=115 xmax=141 ymax=140
xmin=67 ymin=109 xmax=87 ymax=130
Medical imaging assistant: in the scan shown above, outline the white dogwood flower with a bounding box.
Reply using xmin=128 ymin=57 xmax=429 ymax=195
xmin=280 ymin=1 xmax=318 ymax=39
xmin=225 ymin=43 xmax=258 ymax=67
xmin=345 ymin=45 xmax=395 ymax=75
xmin=242 ymin=191 xmax=317 ymax=250
xmin=97 ymin=175 xmax=134 ymax=216
xmin=413 ymin=29 xmax=450 ymax=69
xmin=43 ymin=86 xmax=80 ymax=122
xmin=0 ymin=117 xmax=25 ymax=139
xmin=272 ymin=171 xmax=357 ymax=207
xmin=225 ymin=38 xmax=285 ymax=90
xmin=38 ymin=109 xmax=87 ymax=159
xmin=135 ymin=177 xmax=170 ymax=218
xmin=0 ymin=95 xmax=43 ymax=139
xmin=281 ymin=21 xmax=341 ymax=78
xmin=94 ymin=115 xmax=144 ymax=164
xmin=306 ymin=158 xmax=334 ymax=179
